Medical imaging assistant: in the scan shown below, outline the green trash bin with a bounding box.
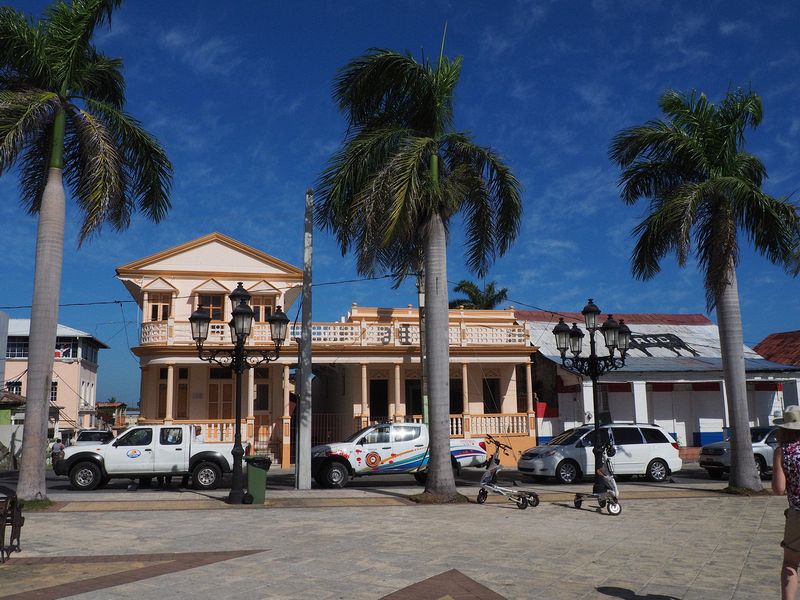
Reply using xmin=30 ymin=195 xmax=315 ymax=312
xmin=244 ymin=456 xmax=271 ymax=504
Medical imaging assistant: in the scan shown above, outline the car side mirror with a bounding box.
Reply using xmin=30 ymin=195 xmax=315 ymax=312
xmin=112 ymin=441 xmax=119 ymax=447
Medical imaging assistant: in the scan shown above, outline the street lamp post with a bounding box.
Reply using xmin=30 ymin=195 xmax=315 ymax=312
xmin=189 ymin=282 xmax=289 ymax=505
xmin=552 ymin=299 xmax=631 ymax=487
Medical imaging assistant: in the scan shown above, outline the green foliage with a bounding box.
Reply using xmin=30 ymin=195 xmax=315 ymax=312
xmin=609 ymin=88 xmax=800 ymax=309
xmin=316 ymin=48 xmax=522 ymax=281
xmin=449 ymin=279 xmax=508 ymax=309
xmin=0 ymin=0 xmax=172 ymax=244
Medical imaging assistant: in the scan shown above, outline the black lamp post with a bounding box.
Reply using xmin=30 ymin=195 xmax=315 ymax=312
xmin=189 ymin=282 xmax=289 ymax=504
xmin=552 ymin=299 xmax=631 ymax=486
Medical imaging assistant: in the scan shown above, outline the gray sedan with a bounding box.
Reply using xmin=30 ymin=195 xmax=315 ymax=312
xmin=698 ymin=427 xmax=777 ymax=479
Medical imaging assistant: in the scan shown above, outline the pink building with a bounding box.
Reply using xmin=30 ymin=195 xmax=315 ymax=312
xmin=4 ymin=319 xmax=108 ymax=443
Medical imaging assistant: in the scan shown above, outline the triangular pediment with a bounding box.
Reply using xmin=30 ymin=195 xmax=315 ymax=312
xmin=116 ymin=233 xmax=302 ymax=278
xmin=142 ymin=277 xmax=179 ymax=293
xmin=247 ymin=280 xmax=281 ymax=295
xmin=192 ymin=279 xmax=231 ymax=294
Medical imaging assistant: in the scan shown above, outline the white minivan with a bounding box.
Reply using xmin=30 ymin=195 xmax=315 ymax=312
xmin=518 ymin=423 xmax=682 ymax=484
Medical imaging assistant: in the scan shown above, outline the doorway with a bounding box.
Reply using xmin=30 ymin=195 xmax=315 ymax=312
xmin=370 ymin=379 xmax=389 ymax=421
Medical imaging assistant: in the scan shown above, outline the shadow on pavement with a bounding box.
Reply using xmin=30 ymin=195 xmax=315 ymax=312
xmin=597 ymin=586 xmax=679 ymax=599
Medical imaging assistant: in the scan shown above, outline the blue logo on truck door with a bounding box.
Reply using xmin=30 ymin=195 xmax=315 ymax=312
xmin=126 ymin=449 xmax=141 ymax=459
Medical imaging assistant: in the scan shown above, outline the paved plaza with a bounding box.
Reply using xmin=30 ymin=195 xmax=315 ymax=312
xmin=0 ymin=467 xmax=788 ymax=599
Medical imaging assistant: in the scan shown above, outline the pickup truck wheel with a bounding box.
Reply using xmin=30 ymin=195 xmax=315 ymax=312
xmin=70 ymin=461 xmax=101 ymax=491
xmin=707 ymin=468 xmax=724 ymax=480
xmin=320 ymin=462 xmax=348 ymax=489
xmin=193 ymin=462 xmax=222 ymax=490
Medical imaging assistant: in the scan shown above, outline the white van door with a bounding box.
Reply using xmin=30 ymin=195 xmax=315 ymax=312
xmin=610 ymin=426 xmax=647 ymax=474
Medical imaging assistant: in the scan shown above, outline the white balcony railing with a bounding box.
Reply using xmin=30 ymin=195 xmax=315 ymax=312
xmin=141 ymin=320 xmax=528 ymax=348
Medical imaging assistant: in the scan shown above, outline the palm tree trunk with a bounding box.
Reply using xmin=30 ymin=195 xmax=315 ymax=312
xmin=423 ymin=212 xmax=458 ymax=499
xmin=16 ymin=167 xmax=65 ymax=501
xmin=717 ymin=265 xmax=762 ymax=491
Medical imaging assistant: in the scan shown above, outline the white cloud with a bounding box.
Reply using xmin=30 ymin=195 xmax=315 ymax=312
xmin=718 ymin=20 xmax=753 ymax=36
xmin=158 ymin=28 xmax=242 ymax=76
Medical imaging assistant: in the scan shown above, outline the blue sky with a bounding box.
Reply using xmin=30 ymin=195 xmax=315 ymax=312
xmin=1 ymin=0 xmax=799 ymax=407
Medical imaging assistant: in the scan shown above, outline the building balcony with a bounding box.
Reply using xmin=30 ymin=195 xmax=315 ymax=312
xmin=140 ymin=320 xmax=529 ymax=348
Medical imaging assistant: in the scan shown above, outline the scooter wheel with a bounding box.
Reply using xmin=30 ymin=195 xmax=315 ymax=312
xmin=476 ymin=489 xmax=488 ymax=504
xmin=528 ymin=494 xmax=540 ymax=508
xmin=607 ymin=501 xmax=622 ymax=516
xmin=516 ymin=497 xmax=528 ymax=510
xmin=573 ymin=498 xmax=582 ymax=509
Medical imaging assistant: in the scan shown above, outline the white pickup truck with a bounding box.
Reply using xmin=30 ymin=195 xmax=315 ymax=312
xmin=311 ymin=422 xmax=487 ymax=488
xmin=54 ymin=424 xmax=237 ymax=491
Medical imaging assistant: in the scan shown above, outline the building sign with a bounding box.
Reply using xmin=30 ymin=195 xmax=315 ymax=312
xmin=628 ymin=333 xmax=700 ymax=357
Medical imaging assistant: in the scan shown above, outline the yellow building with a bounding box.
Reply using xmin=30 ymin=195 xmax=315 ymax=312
xmin=117 ymin=233 xmax=536 ymax=467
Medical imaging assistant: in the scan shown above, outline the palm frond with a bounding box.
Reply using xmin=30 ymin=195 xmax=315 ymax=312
xmin=333 ymin=49 xmax=439 ymax=133
xmin=442 ymin=133 xmax=522 ymax=259
xmin=44 ymin=0 xmax=122 ymax=87
xmin=85 ymin=98 xmax=172 ymax=224
xmin=72 ymin=49 xmax=124 ymax=108
xmin=0 ymin=88 xmax=59 ymax=173
xmin=694 ymin=201 xmax=737 ymax=309
xmin=64 ymin=102 xmax=125 ymax=242
xmin=385 ymin=136 xmax=436 ymax=238
xmin=18 ymin=125 xmax=52 ymax=214
xmin=316 ymin=126 xmax=411 ymax=248
xmin=0 ymin=7 xmax=49 ymax=86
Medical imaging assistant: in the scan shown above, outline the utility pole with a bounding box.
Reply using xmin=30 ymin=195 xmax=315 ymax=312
xmin=417 ymin=274 xmax=429 ymax=424
xmin=295 ymin=188 xmax=314 ymax=489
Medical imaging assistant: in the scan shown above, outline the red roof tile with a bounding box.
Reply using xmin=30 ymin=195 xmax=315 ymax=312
xmin=754 ymin=331 xmax=800 ymax=367
xmin=514 ymin=310 xmax=712 ymax=326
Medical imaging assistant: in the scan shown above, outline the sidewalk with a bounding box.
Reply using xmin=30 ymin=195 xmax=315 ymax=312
xmin=1 ymin=465 xmax=783 ymax=599
xmin=1 ymin=491 xmax=784 ymax=599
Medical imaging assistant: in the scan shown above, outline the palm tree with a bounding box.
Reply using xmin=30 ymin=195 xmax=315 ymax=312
xmin=609 ymin=89 xmax=800 ymax=491
xmin=449 ymin=279 xmax=508 ymax=309
xmin=0 ymin=0 xmax=172 ymax=500
xmin=316 ymin=46 xmax=522 ymax=501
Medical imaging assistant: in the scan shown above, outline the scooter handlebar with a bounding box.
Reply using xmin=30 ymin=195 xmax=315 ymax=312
xmin=485 ymin=434 xmax=513 ymax=452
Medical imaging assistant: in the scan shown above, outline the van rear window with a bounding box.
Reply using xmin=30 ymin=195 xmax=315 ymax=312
xmin=641 ymin=428 xmax=669 ymax=444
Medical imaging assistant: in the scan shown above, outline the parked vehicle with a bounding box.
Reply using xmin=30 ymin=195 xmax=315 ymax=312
xmin=518 ymin=423 xmax=682 ymax=484
xmin=699 ymin=426 xmax=777 ymax=480
xmin=72 ymin=429 xmax=114 ymax=446
xmin=54 ymin=424 xmax=238 ymax=491
xmin=476 ymin=434 xmax=539 ymax=510
xmin=310 ymin=422 xmax=487 ymax=488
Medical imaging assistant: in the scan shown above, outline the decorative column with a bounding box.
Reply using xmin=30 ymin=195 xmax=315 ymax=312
xmin=632 ymin=381 xmax=648 ymax=423
xmin=139 ymin=366 xmax=148 ymax=421
xmin=462 ymin=363 xmax=471 ymax=437
xmin=281 ymin=364 xmax=291 ymax=468
xmin=245 ymin=368 xmax=255 ymax=443
xmin=525 ymin=361 xmax=536 ymax=440
xmin=164 ymin=364 xmax=175 ymax=423
xmin=359 ymin=363 xmax=369 ymax=428
xmin=392 ymin=363 xmax=402 ymax=422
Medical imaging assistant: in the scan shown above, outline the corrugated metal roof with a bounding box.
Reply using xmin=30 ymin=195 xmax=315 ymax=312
xmin=523 ymin=311 xmax=800 ymax=377
xmin=754 ymin=331 xmax=800 ymax=368
xmin=8 ymin=319 xmax=109 ymax=348
xmin=515 ymin=310 xmax=712 ymax=326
